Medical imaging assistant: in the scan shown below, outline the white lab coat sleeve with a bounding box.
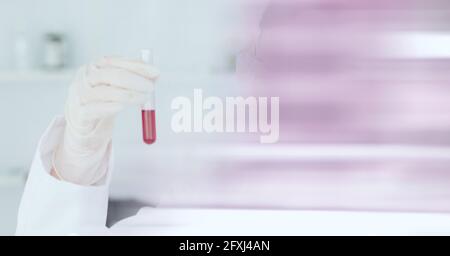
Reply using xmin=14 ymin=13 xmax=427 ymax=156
xmin=16 ymin=116 xmax=112 ymax=235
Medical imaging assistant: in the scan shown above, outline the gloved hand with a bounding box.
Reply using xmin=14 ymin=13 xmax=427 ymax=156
xmin=52 ymin=57 xmax=159 ymax=185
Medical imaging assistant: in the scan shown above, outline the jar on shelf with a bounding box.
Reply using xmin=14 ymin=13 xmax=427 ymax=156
xmin=43 ymin=33 xmax=65 ymax=70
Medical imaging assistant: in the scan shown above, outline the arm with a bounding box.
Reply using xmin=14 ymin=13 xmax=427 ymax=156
xmin=16 ymin=117 xmax=111 ymax=235
xmin=16 ymin=57 xmax=159 ymax=235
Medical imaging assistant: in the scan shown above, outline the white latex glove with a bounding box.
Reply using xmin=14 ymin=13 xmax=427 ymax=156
xmin=53 ymin=57 xmax=159 ymax=185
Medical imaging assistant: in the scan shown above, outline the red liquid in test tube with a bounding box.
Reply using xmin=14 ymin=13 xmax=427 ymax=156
xmin=142 ymin=109 xmax=156 ymax=144
xmin=141 ymin=50 xmax=156 ymax=144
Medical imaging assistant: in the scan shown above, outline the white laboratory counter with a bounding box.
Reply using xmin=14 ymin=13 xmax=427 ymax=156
xmin=107 ymin=208 xmax=450 ymax=236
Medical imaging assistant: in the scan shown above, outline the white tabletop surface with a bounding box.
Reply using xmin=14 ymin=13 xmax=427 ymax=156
xmin=106 ymin=208 xmax=450 ymax=236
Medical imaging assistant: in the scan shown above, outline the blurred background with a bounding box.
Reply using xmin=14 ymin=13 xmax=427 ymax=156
xmin=2 ymin=0 xmax=450 ymax=235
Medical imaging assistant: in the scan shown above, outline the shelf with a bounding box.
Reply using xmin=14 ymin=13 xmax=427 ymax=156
xmin=195 ymin=144 xmax=450 ymax=161
xmin=116 ymin=143 xmax=450 ymax=163
xmin=0 ymin=70 xmax=75 ymax=82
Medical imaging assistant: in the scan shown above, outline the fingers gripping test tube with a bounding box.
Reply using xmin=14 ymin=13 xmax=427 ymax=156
xmin=141 ymin=50 xmax=156 ymax=144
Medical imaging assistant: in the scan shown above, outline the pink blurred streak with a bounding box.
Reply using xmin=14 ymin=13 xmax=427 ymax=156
xmin=190 ymin=0 xmax=450 ymax=212
xmin=235 ymin=0 xmax=450 ymax=144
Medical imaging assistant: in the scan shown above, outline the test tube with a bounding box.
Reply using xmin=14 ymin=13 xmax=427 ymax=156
xmin=141 ymin=49 xmax=156 ymax=144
